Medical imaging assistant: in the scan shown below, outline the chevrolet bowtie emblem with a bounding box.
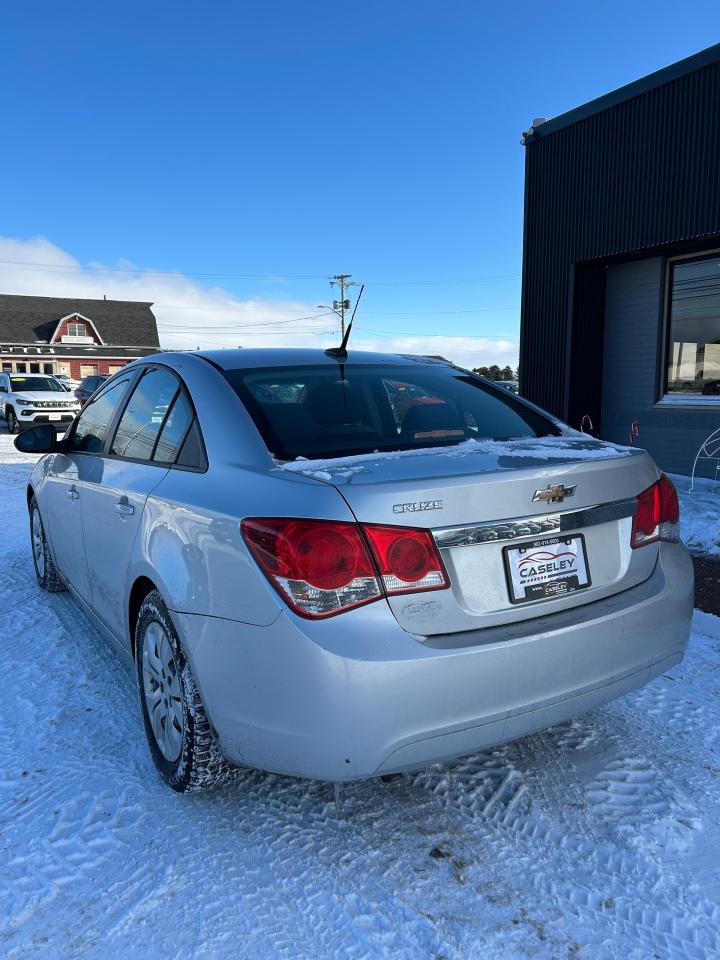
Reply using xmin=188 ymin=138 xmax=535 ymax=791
xmin=532 ymin=483 xmax=577 ymax=504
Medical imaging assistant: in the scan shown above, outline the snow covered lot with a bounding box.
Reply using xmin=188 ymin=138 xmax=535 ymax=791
xmin=1 ymin=431 xmax=719 ymax=960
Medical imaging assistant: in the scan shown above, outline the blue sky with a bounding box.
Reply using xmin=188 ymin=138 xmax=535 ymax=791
xmin=2 ymin=1 xmax=719 ymax=366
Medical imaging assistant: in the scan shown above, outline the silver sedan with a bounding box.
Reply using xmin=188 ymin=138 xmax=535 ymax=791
xmin=16 ymin=349 xmax=694 ymax=792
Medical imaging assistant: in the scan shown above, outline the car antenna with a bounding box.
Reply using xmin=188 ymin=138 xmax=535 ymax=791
xmin=325 ymin=284 xmax=364 ymax=359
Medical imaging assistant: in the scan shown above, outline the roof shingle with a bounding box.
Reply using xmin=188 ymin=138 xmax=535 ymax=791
xmin=0 ymin=294 xmax=160 ymax=347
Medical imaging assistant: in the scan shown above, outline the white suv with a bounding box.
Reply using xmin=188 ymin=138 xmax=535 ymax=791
xmin=0 ymin=372 xmax=81 ymax=433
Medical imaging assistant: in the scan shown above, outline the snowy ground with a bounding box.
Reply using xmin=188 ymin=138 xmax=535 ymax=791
xmin=670 ymin=473 xmax=720 ymax=556
xmin=1 ymin=431 xmax=719 ymax=960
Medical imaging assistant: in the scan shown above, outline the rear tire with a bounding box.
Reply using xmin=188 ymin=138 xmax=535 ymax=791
xmin=30 ymin=497 xmax=66 ymax=592
xmin=135 ymin=590 xmax=240 ymax=793
xmin=6 ymin=408 xmax=19 ymax=434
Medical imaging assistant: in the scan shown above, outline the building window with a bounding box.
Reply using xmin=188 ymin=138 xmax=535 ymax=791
xmin=43 ymin=363 xmax=54 ymax=374
xmin=666 ymin=255 xmax=720 ymax=398
xmin=68 ymin=321 xmax=87 ymax=338
xmin=80 ymin=364 xmax=99 ymax=378
xmin=15 ymin=362 xmax=26 ymax=373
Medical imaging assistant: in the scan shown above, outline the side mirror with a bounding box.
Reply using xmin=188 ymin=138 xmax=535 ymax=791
xmin=14 ymin=423 xmax=60 ymax=453
xmin=0 ymin=385 xmax=7 ymax=393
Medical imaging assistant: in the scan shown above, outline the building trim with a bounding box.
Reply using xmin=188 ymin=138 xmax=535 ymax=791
xmin=49 ymin=312 xmax=106 ymax=345
xmin=0 ymin=342 xmax=158 ymax=349
xmin=523 ymin=42 xmax=720 ymax=142
xmin=0 ymin=353 xmax=142 ymax=361
xmin=659 ymin=249 xmax=720 ymax=404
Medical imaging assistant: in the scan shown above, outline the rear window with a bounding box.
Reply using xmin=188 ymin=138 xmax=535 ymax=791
xmin=222 ymin=363 xmax=558 ymax=461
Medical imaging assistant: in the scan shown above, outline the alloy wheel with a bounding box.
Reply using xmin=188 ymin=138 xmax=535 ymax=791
xmin=31 ymin=506 xmax=45 ymax=580
xmin=142 ymin=621 xmax=184 ymax=762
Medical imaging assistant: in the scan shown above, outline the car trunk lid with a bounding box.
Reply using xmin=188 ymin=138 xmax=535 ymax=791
xmin=281 ymin=436 xmax=659 ymax=637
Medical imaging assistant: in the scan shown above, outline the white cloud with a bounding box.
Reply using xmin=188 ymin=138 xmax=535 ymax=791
xmin=0 ymin=235 xmax=518 ymax=369
xmin=352 ymin=334 xmax=517 ymax=371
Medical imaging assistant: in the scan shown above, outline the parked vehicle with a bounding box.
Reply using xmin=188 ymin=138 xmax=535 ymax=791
xmin=74 ymin=374 xmax=109 ymax=406
xmin=0 ymin=372 xmax=81 ymax=433
xmin=495 ymin=379 xmax=519 ymax=394
xmin=17 ymin=349 xmax=693 ymax=793
xmin=55 ymin=373 xmax=80 ymax=392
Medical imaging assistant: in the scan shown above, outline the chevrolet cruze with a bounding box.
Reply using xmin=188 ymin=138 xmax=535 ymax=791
xmin=16 ymin=349 xmax=693 ymax=792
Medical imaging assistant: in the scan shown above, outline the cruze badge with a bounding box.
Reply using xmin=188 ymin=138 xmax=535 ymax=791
xmin=393 ymin=499 xmax=444 ymax=514
xmin=532 ymin=483 xmax=577 ymax=504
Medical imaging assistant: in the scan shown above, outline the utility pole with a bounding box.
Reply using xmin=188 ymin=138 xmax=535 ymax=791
xmin=318 ymin=274 xmax=355 ymax=338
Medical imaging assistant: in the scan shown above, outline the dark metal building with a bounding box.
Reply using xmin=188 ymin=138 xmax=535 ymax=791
xmin=520 ymin=44 xmax=720 ymax=476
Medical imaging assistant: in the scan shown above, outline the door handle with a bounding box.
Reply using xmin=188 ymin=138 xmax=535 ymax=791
xmin=114 ymin=500 xmax=135 ymax=517
xmin=67 ymin=486 xmax=80 ymax=500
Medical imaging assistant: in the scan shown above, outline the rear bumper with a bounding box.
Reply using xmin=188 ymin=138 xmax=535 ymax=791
xmin=173 ymin=542 xmax=693 ymax=781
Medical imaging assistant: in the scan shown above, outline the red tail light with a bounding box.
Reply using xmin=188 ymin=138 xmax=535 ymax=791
xmin=362 ymin=524 xmax=448 ymax=595
xmin=241 ymin=518 xmax=449 ymax=617
xmin=241 ymin=518 xmax=381 ymax=617
xmin=631 ymin=474 xmax=680 ymax=548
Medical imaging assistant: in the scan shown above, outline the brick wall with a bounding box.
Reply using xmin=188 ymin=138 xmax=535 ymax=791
xmin=51 ymin=315 xmax=102 ymax=344
xmin=0 ymin=356 xmax=132 ymax=377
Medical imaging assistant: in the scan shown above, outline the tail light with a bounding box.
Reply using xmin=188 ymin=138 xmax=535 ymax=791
xmin=241 ymin=519 xmax=381 ymax=617
xmin=241 ymin=518 xmax=448 ymax=618
xmin=631 ymin=474 xmax=680 ymax=548
xmin=362 ymin=524 xmax=448 ymax=595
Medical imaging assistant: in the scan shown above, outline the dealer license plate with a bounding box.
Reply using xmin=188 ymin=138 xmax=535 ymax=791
xmin=503 ymin=534 xmax=591 ymax=605
xmin=48 ymin=413 xmax=62 ymax=421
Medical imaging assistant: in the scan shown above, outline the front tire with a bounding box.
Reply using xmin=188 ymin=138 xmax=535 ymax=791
xmin=30 ymin=497 xmax=66 ymax=592
xmin=6 ymin=408 xmax=19 ymax=433
xmin=135 ymin=590 xmax=239 ymax=793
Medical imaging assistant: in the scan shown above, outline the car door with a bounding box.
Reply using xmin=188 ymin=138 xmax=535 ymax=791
xmin=44 ymin=372 xmax=137 ymax=602
xmin=80 ymin=366 xmax=187 ymax=644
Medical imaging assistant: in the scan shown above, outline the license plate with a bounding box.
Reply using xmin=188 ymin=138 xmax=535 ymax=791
xmin=503 ymin=534 xmax=591 ymax=604
xmin=48 ymin=413 xmax=62 ymax=421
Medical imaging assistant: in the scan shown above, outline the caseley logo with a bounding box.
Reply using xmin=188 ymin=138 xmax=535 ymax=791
xmin=517 ymin=548 xmax=577 ymax=580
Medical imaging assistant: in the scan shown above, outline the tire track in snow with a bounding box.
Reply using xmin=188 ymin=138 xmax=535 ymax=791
xmin=409 ymin=726 xmax=720 ymax=959
xmin=2 ymin=436 xmax=720 ymax=959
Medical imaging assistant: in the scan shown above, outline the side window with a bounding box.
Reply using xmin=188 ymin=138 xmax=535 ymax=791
xmin=175 ymin=419 xmax=207 ymax=470
xmin=110 ymin=367 xmax=181 ymax=461
xmin=68 ymin=376 xmax=134 ymax=453
xmin=152 ymin=391 xmax=193 ymax=463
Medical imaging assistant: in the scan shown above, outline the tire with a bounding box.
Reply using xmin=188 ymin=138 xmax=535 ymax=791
xmin=6 ymin=408 xmax=19 ymax=434
xmin=135 ymin=590 xmax=240 ymax=793
xmin=30 ymin=496 xmax=66 ymax=592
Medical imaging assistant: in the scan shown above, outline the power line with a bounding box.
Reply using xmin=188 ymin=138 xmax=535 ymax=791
xmin=154 ymin=304 xmax=518 ymax=317
xmin=156 ymin=311 xmax=335 ymax=329
xmin=0 ymin=258 xmax=520 ymax=286
xmin=345 ymin=328 xmax=517 ymax=339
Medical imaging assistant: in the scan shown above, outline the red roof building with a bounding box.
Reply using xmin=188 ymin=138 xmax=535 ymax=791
xmin=0 ymin=294 xmax=161 ymax=380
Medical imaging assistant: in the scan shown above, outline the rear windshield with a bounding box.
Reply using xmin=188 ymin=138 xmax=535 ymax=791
xmin=222 ymin=363 xmax=558 ymax=461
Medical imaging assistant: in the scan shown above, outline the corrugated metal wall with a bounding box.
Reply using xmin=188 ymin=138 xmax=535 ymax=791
xmin=601 ymin=259 xmax=719 ymax=475
xmin=520 ymin=56 xmax=720 ymax=422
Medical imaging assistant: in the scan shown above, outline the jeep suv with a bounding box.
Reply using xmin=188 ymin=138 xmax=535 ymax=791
xmin=0 ymin=373 xmax=81 ymax=433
